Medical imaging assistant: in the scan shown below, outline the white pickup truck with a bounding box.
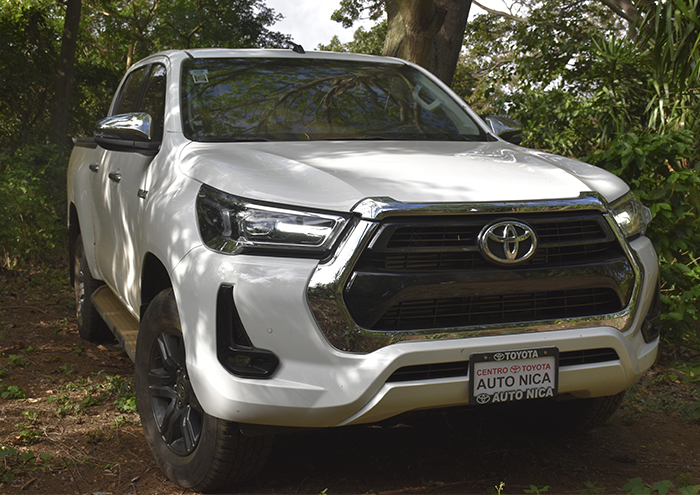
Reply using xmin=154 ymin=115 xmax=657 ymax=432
xmin=67 ymin=48 xmax=660 ymax=492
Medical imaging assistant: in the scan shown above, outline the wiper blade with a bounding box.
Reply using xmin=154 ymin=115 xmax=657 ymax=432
xmin=422 ymin=133 xmax=476 ymax=142
xmin=196 ymin=135 xmax=270 ymax=142
xmin=326 ymin=136 xmax=395 ymax=141
xmin=333 ymin=133 xmax=477 ymax=142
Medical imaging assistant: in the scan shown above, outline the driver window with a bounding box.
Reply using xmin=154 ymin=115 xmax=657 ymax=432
xmin=114 ymin=66 xmax=148 ymax=115
xmin=139 ymin=64 xmax=167 ymax=142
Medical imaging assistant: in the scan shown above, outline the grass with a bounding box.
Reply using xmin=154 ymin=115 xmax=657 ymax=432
xmin=0 ymin=370 xmax=140 ymax=487
xmin=621 ymin=359 xmax=700 ymax=423
xmin=0 ymin=446 xmax=53 ymax=484
xmin=484 ymin=479 xmax=700 ymax=494
xmin=48 ymin=372 xmax=136 ymax=418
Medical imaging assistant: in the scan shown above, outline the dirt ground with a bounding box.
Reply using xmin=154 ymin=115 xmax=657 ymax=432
xmin=1 ymin=265 xmax=700 ymax=495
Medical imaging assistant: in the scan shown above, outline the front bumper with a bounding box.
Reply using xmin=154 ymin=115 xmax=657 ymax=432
xmin=172 ymin=231 xmax=658 ymax=428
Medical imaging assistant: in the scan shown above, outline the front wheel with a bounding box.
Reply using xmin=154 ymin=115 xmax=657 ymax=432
xmin=135 ymin=289 xmax=272 ymax=492
xmin=518 ymin=391 xmax=626 ymax=436
xmin=554 ymin=391 xmax=626 ymax=434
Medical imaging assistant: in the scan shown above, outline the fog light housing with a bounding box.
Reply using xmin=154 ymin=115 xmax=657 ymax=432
xmin=641 ymin=280 xmax=661 ymax=343
xmin=216 ymin=284 xmax=279 ymax=378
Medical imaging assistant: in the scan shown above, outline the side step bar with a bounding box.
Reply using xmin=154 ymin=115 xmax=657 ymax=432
xmin=91 ymin=286 xmax=139 ymax=361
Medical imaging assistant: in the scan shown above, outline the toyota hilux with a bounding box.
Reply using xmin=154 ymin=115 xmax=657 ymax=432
xmin=67 ymin=47 xmax=660 ymax=492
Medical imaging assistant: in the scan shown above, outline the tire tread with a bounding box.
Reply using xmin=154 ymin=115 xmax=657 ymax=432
xmin=193 ymin=420 xmax=272 ymax=492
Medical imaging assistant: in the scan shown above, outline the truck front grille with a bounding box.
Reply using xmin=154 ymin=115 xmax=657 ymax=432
xmin=376 ymin=288 xmax=621 ymax=331
xmin=344 ymin=211 xmax=633 ymax=332
xmin=364 ymin=213 xmax=618 ymax=271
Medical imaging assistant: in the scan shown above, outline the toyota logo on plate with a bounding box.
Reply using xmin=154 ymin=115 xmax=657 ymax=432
xmin=479 ymin=220 xmax=537 ymax=265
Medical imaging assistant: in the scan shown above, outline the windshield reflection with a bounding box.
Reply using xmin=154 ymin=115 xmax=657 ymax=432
xmin=180 ymin=58 xmax=486 ymax=143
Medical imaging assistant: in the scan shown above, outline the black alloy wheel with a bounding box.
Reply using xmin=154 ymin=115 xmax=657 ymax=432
xmin=148 ymin=329 xmax=203 ymax=456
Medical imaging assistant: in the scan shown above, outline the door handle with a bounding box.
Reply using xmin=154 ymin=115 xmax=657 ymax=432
xmin=89 ymin=163 xmax=99 ymax=173
xmin=108 ymin=172 xmax=122 ymax=183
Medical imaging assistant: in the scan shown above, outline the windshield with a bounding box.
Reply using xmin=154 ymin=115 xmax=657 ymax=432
xmin=180 ymin=58 xmax=486 ymax=142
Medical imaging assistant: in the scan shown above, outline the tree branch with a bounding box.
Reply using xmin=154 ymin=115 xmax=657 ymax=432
xmin=597 ymin=0 xmax=635 ymax=25
xmin=471 ymin=0 xmax=529 ymax=24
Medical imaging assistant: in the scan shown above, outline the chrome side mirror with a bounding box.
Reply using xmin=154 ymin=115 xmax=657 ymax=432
xmin=94 ymin=112 xmax=160 ymax=154
xmin=483 ymin=115 xmax=523 ymax=146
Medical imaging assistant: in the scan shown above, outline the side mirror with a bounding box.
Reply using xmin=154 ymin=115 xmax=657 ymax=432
xmin=483 ymin=115 xmax=523 ymax=146
xmin=94 ymin=112 xmax=160 ymax=154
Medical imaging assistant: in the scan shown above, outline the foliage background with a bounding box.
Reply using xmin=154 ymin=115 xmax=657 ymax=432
xmin=454 ymin=0 xmax=700 ymax=349
xmin=1 ymin=0 xmax=699 ymax=350
xmin=0 ymin=0 xmax=289 ymax=265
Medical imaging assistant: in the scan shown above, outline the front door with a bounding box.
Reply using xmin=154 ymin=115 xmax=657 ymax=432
xmin=92 ymin=63 xmax=167 ymax=314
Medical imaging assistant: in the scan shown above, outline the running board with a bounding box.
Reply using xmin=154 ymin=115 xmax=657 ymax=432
xmin=91 ymin=286 xmax=139 ymax=362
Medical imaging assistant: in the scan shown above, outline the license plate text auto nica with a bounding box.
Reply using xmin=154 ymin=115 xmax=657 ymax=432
xmin=469 ymin=347 xmax=559 ymax=405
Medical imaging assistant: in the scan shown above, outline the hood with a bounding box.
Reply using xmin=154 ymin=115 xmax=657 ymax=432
xmin=179 ymin=141 xmax=628 ymax=212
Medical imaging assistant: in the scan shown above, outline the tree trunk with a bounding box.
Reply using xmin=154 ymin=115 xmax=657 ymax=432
xmin=49 ymin=0 xmax=82 ymax=147
xmin=382 ymin=0 xmax=472 ymax=86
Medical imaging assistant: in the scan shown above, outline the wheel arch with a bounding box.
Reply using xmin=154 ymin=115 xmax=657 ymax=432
xmin=141 ymin=252 xmax=173 ymax=318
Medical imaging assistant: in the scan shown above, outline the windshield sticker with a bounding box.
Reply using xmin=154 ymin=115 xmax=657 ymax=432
xmin=190 ymin=69 xmax=209 ymax=84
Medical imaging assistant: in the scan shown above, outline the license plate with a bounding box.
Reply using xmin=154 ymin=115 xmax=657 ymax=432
xmin=469 ymin=347 xmax=558 ymax=405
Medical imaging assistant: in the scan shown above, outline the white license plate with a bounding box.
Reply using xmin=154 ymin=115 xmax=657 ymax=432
xmin=469 ymin=347 xmax=559 ymax=405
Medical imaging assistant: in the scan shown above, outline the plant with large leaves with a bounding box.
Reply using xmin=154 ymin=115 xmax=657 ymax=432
xmin=588 ymin=130 xmax=700 ymax=349
xmin=461 ymin=0 xmax=700 ymax=348
xmin=639 ymin=0 xmax=700 ymax=136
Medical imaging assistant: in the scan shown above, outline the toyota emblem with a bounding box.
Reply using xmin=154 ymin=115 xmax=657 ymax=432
xmin=479 ymin=220 xmax=537 ymax=265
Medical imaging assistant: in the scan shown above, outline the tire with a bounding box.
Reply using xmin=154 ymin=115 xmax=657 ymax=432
xmin=73 ymin=234 xmax=112 ymax=342
xmin=135 ymin=289 xmax=272 ymax=492
xmin=519 ymin=391 xmax=626 ymax=436
xmin=558 ymin=391 xmax=626 ymax=434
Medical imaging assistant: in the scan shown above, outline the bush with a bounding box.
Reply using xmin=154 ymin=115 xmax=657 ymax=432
xmin=587 ymin=130 xmax=700 ymax=347
xmin=0 ymin=145 xmax=68 ymax=269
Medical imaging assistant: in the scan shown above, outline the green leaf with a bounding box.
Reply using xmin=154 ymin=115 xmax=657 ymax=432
xmin=652 ymin=480 xmax=674 ymax=494
xmin=524 ymin=485 xmax=550 ymax=494
xmin=582 ymin=481 xmax=604 ymax=494
xmin=624 ymin=477 xmax=650 ymax=495
xmin=19 ymin=450 xmax=35 ymax=462
xmin=0 ymin=446 xmax=18 ymax=458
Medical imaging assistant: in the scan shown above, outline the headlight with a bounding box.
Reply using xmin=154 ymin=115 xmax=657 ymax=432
xmin=609 ymin=191 xmax=652 ymax=238
xmin=196 ymin=184 xmax=350 ymax=255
